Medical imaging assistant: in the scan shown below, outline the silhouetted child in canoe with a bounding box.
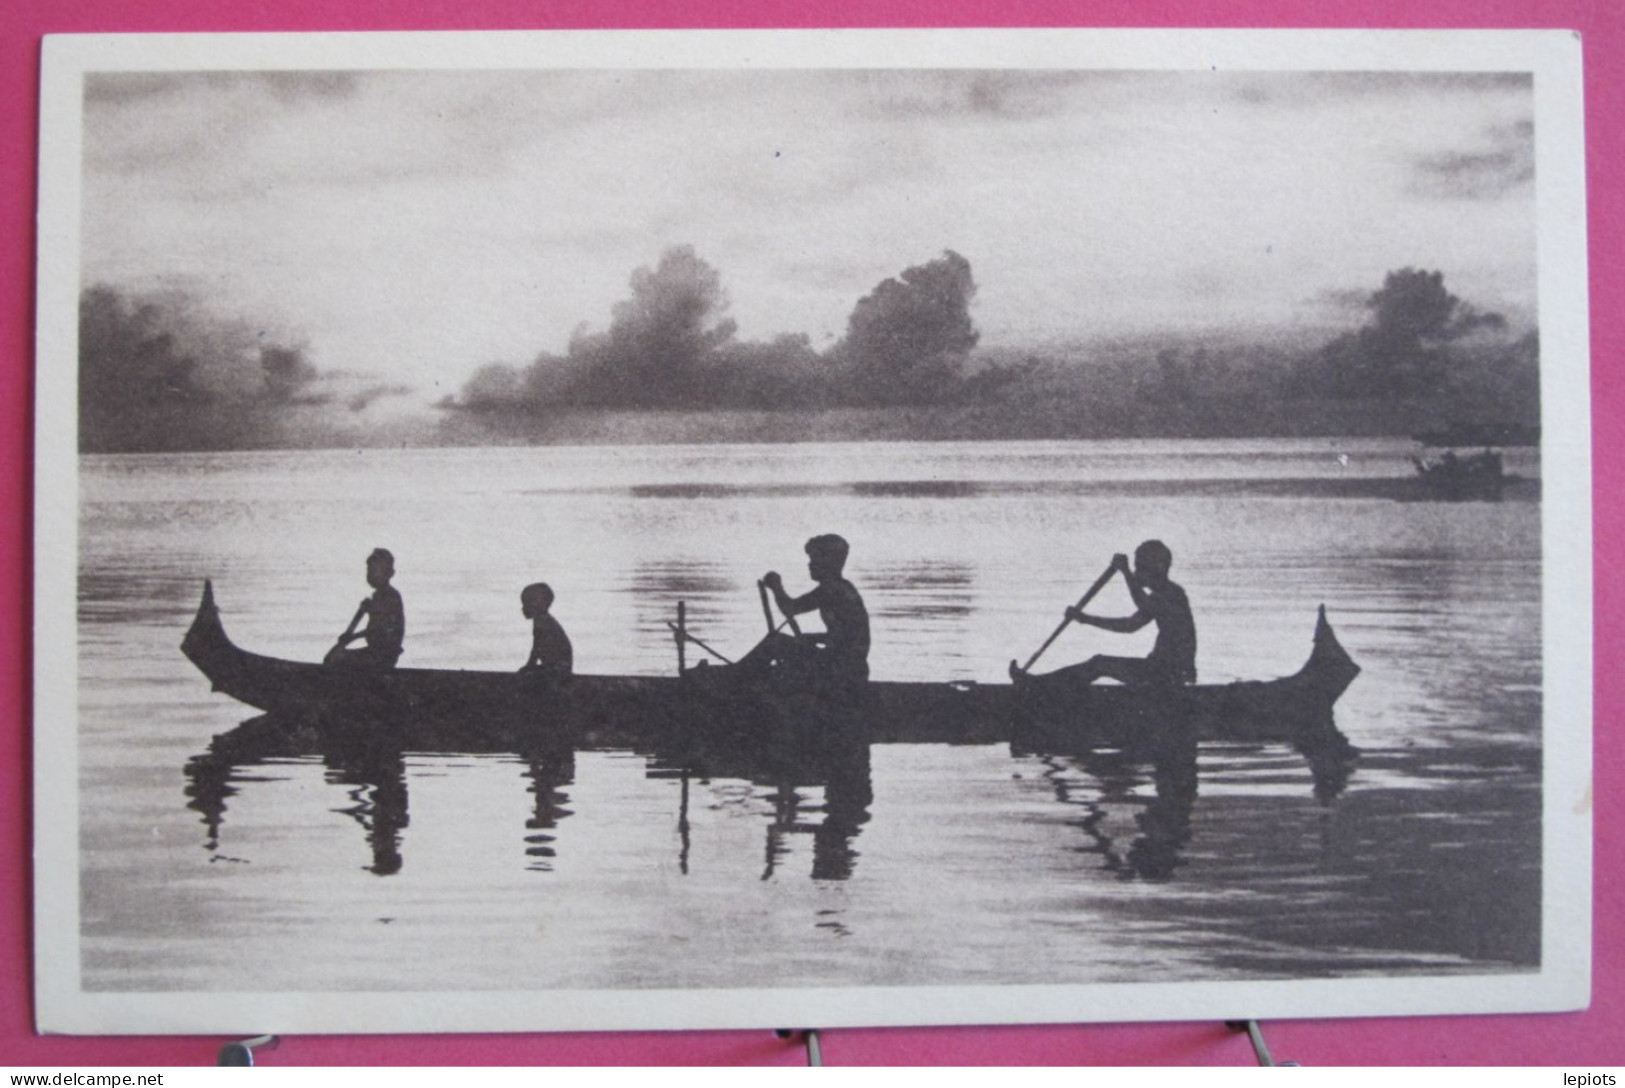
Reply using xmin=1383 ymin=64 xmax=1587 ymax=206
xmin=520 ymin=582 xmax=573 ymax=679
xmin=1014 ymin=539 xmax=1196 ymax=688
xmin=325 ymin=547 xmax=405 ymax=669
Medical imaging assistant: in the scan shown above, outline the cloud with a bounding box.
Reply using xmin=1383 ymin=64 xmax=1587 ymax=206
xmin=79 ymin=66 xmax=1543 ymax=396
xmin=776 ymin=257 xmax=901 ymax=292
xmin=1306 ymin=267 xmax=1509 ymax=399
xmin=346 ymin=382 xmax=415 ymax=413
xmin=83 ymin=71 xmax=534 ymax=196
xmin=858 ymin=70 xmax=1108 ymax=120
xmin=85 ymin=71 xmax=361 ymax=107
xmin=1231 ymin=71 xmax=1531 ymax=108
xmin=78 ymin=284 xmax=356 ymax=451
xmin=1410 ymin=120 xmax=1535 ymax=200
xmin=84 ymin=72 xmax=369 ymax=189
xmin=1310 ymin=286 xmax=1379 ymax=315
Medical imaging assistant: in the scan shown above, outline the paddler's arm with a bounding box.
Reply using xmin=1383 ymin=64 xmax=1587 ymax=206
xmin=1068 ymin=609 xmax=1150 ymax=634
xmin=762 ymin=571 xmax=821 ymax=617
xmin=1067 ymin=553 xmax=1150 ymax=632
xmin=335 ymin=599 xmax=370 ymax=646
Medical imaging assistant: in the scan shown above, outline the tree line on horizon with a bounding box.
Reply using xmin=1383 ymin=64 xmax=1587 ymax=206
xmin=77 ymin=249 xmax=1538 ymax=453
xmin=443 ymin=246 xmax=999 ymax=424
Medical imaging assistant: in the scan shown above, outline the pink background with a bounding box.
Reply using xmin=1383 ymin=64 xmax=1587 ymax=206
xmin=2 ymin=0 xmax=1619 ymax=1067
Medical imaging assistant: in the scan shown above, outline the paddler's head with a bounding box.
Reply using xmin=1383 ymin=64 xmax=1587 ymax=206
xmin=521 ymin=582 xmax=554 ymax=619
xmin=1133 ymin=540 xmax=1172 ymax=587
xmin=366 ymin=548 xmax=395 ymax=589
xmin=805 ymin=534 xmax=849 ymax=582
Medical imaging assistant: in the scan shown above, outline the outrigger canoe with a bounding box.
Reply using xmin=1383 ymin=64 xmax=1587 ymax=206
xmin=182 ymin=580 xmax=1360 ymax=751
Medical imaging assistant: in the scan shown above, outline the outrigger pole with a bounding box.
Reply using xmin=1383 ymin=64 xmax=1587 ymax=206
xmin=666 ymin=617 xmax=735 ymax=666
xmin=676 ymin=601 xmax=686 ymax=675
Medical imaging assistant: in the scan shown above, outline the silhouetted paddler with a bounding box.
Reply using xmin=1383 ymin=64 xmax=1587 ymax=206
xmin=325 ymin=548 xmax=404 ymax=669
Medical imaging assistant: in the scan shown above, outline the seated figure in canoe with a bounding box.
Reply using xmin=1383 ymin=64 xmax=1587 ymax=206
xmin=324 ymin=547 xmax=405 ymax=669
xmin=519 ymin=581 xmax=573 ymax=681
xmin=735 ymin=533 xmax=871 ymax=699
xmin=1014 ymin=539 xmax=1196 ymax=688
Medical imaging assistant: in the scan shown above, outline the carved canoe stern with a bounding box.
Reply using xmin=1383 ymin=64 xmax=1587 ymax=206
xmin=181 ymin=579 xmax=234 ymax=692
xmin=1302 ymin=604 xmax=1361 ymax=702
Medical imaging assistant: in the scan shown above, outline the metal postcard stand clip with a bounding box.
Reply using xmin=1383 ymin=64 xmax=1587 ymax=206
xmin=776 ymin=1029 xmax=824 ymax=1066
xmin=217 ymin=1035 xmax=279 ymax=1066
xmin=771 ymin=1024 xmax=1291 ymax=1067
xmin=1226 ymin=1021 xmax=1298 ymax=1067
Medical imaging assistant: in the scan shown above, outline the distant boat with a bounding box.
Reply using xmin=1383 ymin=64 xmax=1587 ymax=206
xmin=1411 ymin=448 xmax=1507 ymax=502
xmin=181 ymin=580 xmax=1360 ymax=752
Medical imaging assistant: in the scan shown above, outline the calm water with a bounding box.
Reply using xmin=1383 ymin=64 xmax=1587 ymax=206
xmin=77 ymin=438 xmax=1542 ymax=992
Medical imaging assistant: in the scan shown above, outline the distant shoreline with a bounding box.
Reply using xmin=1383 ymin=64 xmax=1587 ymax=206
xmin=437 ymin=403 xmax=1429 ymax=448
xmin=80 ymin=400 xmax=1540 ymax=455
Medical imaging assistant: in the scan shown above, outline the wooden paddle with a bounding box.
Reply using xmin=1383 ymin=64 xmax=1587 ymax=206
xmin=758 ymin=578 xmax=803 ymax=638
xmin=329 ymin=600 xmax=368 ymax=657
xmin=1013 ymin=562 xmax=1119 ymax=675
xmin=757 ymin=580 xmax=775 ymax=635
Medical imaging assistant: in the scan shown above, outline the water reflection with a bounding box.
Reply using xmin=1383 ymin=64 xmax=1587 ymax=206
xmin=185 ymin=721 xmax=422 ymax=876
xmin=1039 ymin=740 xmax=1199 ymax=881
xmin=866 ymin=561 xmax=977 ymax=621
xmin=182 ymin=749 xmax=234 ymax=855
xmin=1015 ymin=714 xmax=1356 ymax=882
xmin=1296 ymin=720 xmax=1359 ymax=803
xmin=184 ymin=707 xmax=1352 ymax=889
xmin=326 ymin=746 xmax=409 ymax=876
xmin=520 ymin=742 xmax=576 ymax=872
xmin=627 ymin=560 xmax=736 ymax=601
xmin=183 ymin=715 xmax=318 ymax=856
xmin=651 ymin=700 xmax=874 ymax=883
xmin=758 ymin=740 xmax=873 ymax=883
xmin=183 ymin=707 xmax=873 ymax=882
xmin=628 ymin=558 xmax=741 ymax=657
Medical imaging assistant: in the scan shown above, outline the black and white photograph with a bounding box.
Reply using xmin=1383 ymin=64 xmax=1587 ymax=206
xmin=33 ymin=29 xmax=1591 ymax=1034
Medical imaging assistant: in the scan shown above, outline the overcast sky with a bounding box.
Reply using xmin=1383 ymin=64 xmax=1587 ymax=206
xmin=81 ymin=67 xmax=1536 ymax=404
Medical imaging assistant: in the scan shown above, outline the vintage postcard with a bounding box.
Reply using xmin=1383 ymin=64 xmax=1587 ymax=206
xmin=34 ymin=29 xmax=1590 ymax=1035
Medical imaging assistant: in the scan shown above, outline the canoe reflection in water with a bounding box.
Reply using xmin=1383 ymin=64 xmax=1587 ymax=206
xmin=183 ymin=705 xmax=876 ymax=882
xmin=184 ymin=702 xmax=1350 ymax=884
xmin=644 ymin=723 xmax=874 ymax=882
xmin=328 ymin=745 xmax=410 ymax=876
xmin=1016 ymin=714 xmax=1356 ymax=882
xmin=185 ymin=723 xmax=425 ymax=877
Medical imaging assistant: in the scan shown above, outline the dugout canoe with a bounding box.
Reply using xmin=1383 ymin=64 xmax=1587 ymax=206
xmin=181 ymin=580 xmax=1359 ymax=751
